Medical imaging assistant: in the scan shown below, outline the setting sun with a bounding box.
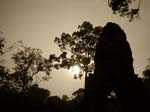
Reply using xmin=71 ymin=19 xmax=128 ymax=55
xmin=70 ymin=65 xmax=81 ymax=75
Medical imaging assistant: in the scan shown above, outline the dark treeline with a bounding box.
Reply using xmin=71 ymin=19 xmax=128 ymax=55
xmin=0 ymin=82 xmax=83 ymax=112
xmin=0 ymin=77 xmax=150 ymax=112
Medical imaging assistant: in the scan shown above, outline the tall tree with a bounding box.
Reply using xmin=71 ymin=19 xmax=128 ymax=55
xmin=0 ymin=35 xmax=11 ymax=92
xmin=108 ymin=0 xmax=141 ymax=22
xmin=51 ymin=21 xmax=102 ymax=79
xmin=11 ymin=46 xmax=53 ymax=93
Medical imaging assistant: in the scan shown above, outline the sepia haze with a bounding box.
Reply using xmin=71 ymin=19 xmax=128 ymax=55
xmin=0 ymin=0 xmax=149 ymax=97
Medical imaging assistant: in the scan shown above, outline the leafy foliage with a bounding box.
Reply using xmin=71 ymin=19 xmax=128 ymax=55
xmin=11 ymin=46 xmax=53 ymax=92
xmin=25 ymin=84 xmax=50 ymax=108
xmin=143 ymin=59 xmax=150 ymax=79
xmin=0 ymin=32 xmax=5 ymax=55
xmin=72 ymin=88 xmax=84 ymax=98
xmin=0 ymin=66 xmax=12 ymax=91
xmin=51 ymin=21 xmax=102 ymax=79
xmin=0 ymin=41 xmax=54 ymax=111
xmin=143 ymin=59 xmax=150 ymax=96
xmin=108 ymin=0 xmax=141 ymax=22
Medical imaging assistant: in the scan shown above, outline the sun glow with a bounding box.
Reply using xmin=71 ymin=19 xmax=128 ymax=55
xmin=70 ymin=65 xmax=81 ymax=75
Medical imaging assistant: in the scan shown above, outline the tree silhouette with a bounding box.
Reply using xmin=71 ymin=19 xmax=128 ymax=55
xmin=0 ymin=40 xmax=54 ymax=112
xmin=0 ymin=66 xmax=12 ymax=92
xmin=62 ymin=95 xmax=70 ymax=101
xmin=71 ymin=88 xmax=84 ymax=112
xmin=0 ymin=36 xmax=17 ymax=93
xmin=72 ymin=88 xmax=84 ymax=98
xmin=143 ymin=59 xmax=150 ymax=79
xmin=108 ymin=0 xmax=141 ymax=22
xmin=51 ymin=21 xmax=102 ymax=79
xmin=0 ymin=31 xmax=5 ymax=55
xmin=47 ymin=95 xmax=69 ymax=112
xmin=143 ymin=59 xmax=150 ymax=97
xmin=11 ymin=46 xmax=53 ymax=93
xmin=24 ymin=84 xmax=50 ymax=111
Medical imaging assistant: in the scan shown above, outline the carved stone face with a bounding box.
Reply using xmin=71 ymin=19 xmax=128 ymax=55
xmin=100 ymin=22 xmax=126 ymax=42
xmin=95 ymin=22 xmax=134 ymax=77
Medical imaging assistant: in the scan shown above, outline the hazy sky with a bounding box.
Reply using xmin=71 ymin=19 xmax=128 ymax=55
xmin=0 ymin=0 xmax=149 ymax=97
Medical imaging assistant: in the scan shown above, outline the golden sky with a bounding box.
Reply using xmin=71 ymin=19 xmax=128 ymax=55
xmin=0 ymin=0 xmax=149 ymax=97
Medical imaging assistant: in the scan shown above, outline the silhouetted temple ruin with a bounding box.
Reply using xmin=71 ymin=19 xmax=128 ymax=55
xmin=83 ymin=22 xmax=148 ymax=112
